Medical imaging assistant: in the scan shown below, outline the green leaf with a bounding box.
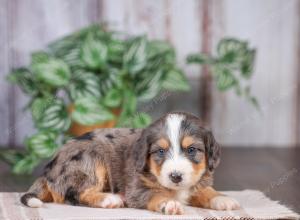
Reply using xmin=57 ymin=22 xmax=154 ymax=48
xmin=147 ymin=40 xmax=174 ymax=59
xmin=13 ymin=154 xmax=40 ymax=174
xmin=26 ymin=131 xmax=58 ymax=158
xmin=213 ymin=67 xmax=237 ymax=91
xmin=240 ymin=49 xmax=256 ymax=78
xmin=132 ymin=112 xmax=152 ymax=128
xmin=68 ymin=70 xmax=101 ymax=100
xmin=31 ymin=97 xmax=54 ymax=123
xmin=37 ymin=99 xmax=71 ymax=132
xmin=117 ymin=90 xmax=137 ymax=127
xmin=98 ymin=68 xmax=121 ymax=95
xmin=124 ymin=36 xmax=147 ymax=75
xmin=108 ymin=38 xmax=126 ymax=63
xmin=162 ymin=69 xmax=190 ymax=91
xmin=186 ymin=53 xmax=213 ymax=64
xmin=48 ymin=25 xmax=105 ymax=61
xmin=48 ymin=34 xmax=84 ymax=68
xmin=72 ymin=98 xmax=114 ymax=125
xmin=31 ymin=51 xmax=50 ymax=65
xmin=103 ymin=88 xmax=122 ymax=108
xmin=60 ymin=47 xmax=84 ymax=68
xmin=122 ymin=90 xmax=137 ymax=115
xmin=217 ymin=38 xmax=247 ymax=62
xmin=0 ymin=149 xmax=24 ymax=165
xmin=135 ymin=70 xmax=163 ymax=101
xmin=80 ymin=34 xmax=107 ymax=70
xmin=32 ymin=58 xmax=71 ymax=87
xmin=7 ymin=68 xmax=38 ymax=95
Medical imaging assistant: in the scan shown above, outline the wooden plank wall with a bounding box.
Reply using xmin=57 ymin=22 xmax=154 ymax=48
xmin=0 ymin=0 xmax=102 ymax=147
xmin=0 ymin=0 xmax=299 ymax=147
xmin=210 ymin=0 xmax=300 ymax=147
xmin=0 ymin=1 xmax=10 ymax=147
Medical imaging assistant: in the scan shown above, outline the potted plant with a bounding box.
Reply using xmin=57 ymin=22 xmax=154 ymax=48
xmin=3 ymin=25 xmax=190 ymax=174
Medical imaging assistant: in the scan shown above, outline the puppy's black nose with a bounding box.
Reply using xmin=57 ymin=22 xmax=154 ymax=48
xmin=169 ymin=172 xmax=182 ymax=183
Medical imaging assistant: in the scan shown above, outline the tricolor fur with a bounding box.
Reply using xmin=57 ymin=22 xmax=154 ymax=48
xmin=21 ymin=112 xmax=240 ymax=214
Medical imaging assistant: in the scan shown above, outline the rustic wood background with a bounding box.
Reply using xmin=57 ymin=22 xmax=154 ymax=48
xmin=0 ymin=0 xmax=299 ymax=148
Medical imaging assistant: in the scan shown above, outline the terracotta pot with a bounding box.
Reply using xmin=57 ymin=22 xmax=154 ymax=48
xmin=67 ymin=104 xmax=121 ymax=137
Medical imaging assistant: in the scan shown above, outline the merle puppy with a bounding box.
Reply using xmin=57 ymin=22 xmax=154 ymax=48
xmin=21 ymin=112 xmax=240 ymax=214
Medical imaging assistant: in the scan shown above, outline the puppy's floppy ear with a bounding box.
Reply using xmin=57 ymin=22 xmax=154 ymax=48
xmin=204 ymin=130 xmax=220 ymax=172
xmin=133 ymin=129 xmax=149 ymax=172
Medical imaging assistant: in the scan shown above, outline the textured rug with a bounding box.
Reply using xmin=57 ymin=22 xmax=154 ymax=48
xmin=0 ymin=190 xmax=298 ymax=220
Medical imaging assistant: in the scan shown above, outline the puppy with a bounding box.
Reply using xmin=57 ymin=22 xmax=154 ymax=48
xmin=21 ymin=112 xmax=240 ymax=214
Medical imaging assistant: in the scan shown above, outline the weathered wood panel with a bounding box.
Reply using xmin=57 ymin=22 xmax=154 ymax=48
xmin=296 ymin=3 xmax=300 ymax=145
xmin=6 ymin=0 xmax=102 ymax=146
xmin=104 ymin=0 xmax=166 ymax=38
xmin=210 ymin=0 xmax=300 ymax=146
xmin=0 ymin=1 xmax=11 ymax=146
xmin=103 ymin=0 xmax=202 ymax=76
xmin=159 ymin=0 xmax=202 ymax=116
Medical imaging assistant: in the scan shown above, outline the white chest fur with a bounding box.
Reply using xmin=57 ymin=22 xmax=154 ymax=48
xmin=175 ymin=189 xmax=191 ymax=205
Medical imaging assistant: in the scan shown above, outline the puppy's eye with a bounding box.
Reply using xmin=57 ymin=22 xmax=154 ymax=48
xmin=187 ymin=146 xmax=196 ymax=155
xmin=157 ymin=149 xmax=165 ymax=157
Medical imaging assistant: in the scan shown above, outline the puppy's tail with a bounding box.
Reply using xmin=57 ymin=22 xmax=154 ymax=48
xmin=21 ymin=193 xmax=43 ymax=208
xmin=21 ymin=177 xmax=50 ymax=208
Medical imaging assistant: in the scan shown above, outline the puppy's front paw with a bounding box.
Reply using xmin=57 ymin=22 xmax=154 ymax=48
xmin=210 ymin=196 xmax=240 ymax=211
xmin=98 ymin=194 xmax=124 ymax=208
xmin=159 ymin=200 xmax=184 ymax=215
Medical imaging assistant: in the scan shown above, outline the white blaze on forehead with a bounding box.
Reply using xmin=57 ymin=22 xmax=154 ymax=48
xmin=158 ymin=113 xmax=196 ymax=191
xmin=166 ymin=114 xmax=185 ymax=158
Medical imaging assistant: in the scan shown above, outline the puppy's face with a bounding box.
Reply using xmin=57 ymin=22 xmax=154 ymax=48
xmin=134 ymin=112 xmax=220 ymax=190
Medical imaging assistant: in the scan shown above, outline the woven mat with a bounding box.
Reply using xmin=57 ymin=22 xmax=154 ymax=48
xmin=0 ymin=190 xmax=298 ymax=220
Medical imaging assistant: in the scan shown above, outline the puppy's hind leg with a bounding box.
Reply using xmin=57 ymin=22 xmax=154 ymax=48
xmin=79 ymin=189 xmax=124 ymax=208
xmin=20 ymin=177 xmax=53 ymax=208
xmin=78 ymin=163 xmax=124 ymax=208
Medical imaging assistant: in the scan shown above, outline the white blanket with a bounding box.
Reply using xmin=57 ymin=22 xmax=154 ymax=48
xmin=0 ymin=190 xmax=298 ymax=220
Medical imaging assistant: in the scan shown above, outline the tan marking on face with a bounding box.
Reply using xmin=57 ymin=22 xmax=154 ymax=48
xmin=148 ymin=157 xmax=162 ymax=178
xmin=157 ymin=138 xmax=169 ymax=149
xmin=192 ymin=157 xmax=206 ymax=184
xmin=148 ymin=139 xmax=169 ymax=181
xmin=189 ymin=186 xmax=221 ymax=208
xmin=181 ymin=136 xmax=195 ymax=149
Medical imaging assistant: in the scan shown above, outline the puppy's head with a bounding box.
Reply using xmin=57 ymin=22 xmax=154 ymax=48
xmin=133 ymin=112 xmax=220 ymax=190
